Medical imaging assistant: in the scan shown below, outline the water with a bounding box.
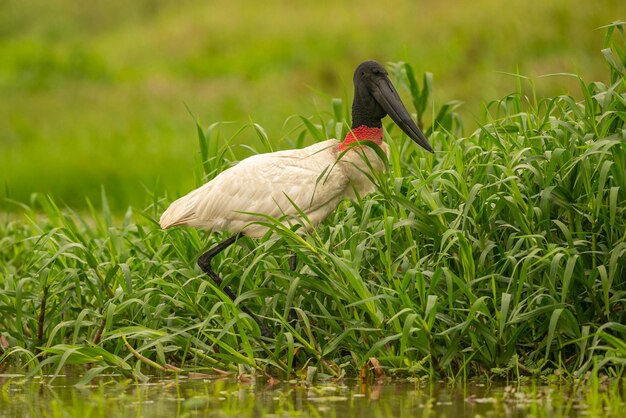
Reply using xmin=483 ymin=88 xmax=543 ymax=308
xmin=1 ymin=372 xmax=624 ymax=417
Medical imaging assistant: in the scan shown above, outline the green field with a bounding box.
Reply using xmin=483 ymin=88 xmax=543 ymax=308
xmin=0 ymin=0 xmax=623 ymax=209
xmin=1 ymin=0 xmax=625 ymax=409
xmin=2 ymin=23 xmax=626 ymax=380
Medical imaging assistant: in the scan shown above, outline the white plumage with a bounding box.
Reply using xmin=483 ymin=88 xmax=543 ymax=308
xmin=159 ymin=139 xmax=389 ymax=237
xmin=159 ymin=60 xmax=433 ymax=336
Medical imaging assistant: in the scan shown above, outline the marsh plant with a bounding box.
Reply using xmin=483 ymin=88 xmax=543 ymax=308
xmin=1 ymin=24 xmax=625 ymax=384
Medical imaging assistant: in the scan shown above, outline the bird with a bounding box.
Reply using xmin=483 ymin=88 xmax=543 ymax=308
xmin=160 ymin=60 xmax=433 ymax=337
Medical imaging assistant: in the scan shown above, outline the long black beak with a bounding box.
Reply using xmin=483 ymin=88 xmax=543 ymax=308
xmin=371 ymin=77 xmax=434 ymax=153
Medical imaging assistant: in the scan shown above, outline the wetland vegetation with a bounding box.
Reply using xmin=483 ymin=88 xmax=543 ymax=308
xmin=1 ymin=1 xmax=625 ymax=416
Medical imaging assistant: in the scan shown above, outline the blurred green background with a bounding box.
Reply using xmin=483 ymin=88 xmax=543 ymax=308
xmin=0 ymin=0 xmax=622 ymax=211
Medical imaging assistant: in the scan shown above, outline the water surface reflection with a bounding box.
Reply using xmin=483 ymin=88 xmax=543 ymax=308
xmin=1 ymin=372 xmax=623 ymax=417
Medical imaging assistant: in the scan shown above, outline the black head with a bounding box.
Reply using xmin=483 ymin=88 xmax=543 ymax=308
xmin=351 ymin=60 xmax=433 ymax=153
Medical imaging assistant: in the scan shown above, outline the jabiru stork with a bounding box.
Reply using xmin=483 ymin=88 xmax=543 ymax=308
xmin=160 ymin=60 xmax=433 ymax=337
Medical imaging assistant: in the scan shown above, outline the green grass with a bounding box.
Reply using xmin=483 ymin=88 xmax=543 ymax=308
xmin=1 ymin=24 xmax=625 ymax=384
xmin=0 ymin=0 xmax=623 ymax=209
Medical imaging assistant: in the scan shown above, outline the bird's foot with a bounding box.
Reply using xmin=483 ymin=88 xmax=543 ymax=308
xmin=259 ymin=324 xmax=272 ymax=339
xmin=287 ymin=308 xmax=299 ymax=325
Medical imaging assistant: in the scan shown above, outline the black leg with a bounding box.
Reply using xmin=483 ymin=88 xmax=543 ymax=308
xmin=287 ymin=252 xmax=299 ymax=324
xmin=197 ymin=234 xmax=271 ymax=338
xmin=289 ymin=253 xmax=297 ymax=271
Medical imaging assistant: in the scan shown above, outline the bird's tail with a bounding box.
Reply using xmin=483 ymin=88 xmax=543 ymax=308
xmin=159 ymin=195 xmax=197 ymax=229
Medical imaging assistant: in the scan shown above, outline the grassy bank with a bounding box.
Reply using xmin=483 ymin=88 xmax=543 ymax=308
xmin=1 ymin=24 xmax=625 ymax=384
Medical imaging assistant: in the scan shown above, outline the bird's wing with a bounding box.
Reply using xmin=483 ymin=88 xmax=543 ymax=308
xmin=160 ymin=140 xmax=350 ymax=236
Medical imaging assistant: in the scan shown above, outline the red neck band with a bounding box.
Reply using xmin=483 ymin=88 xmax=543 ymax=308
xmin=338 ymin=126 xmax=383 ymax=151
